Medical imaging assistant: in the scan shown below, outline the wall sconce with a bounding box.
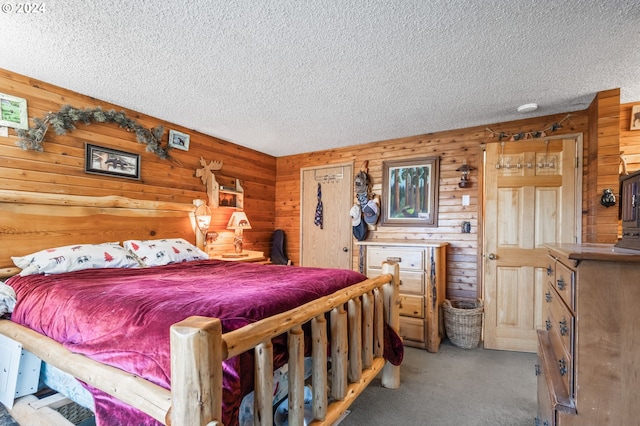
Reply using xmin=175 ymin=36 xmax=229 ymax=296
xmin=193 ymin=199 xmax=212 ymax=250
xmin=456 ymin=162 xmax=474 ymax=188
xmin=227 ymin=211 xmax=252 ymax=254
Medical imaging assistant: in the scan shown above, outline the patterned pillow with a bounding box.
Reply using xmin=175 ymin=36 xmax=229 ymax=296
xmin=12 ymin=243 xmax=141 ymax=276
xmin=123 ymin=238 xmax=208 ymax=267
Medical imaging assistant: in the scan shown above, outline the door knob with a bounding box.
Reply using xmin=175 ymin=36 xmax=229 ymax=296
xmin=487 ymin=253 xmax=497 ymax=260
xmin=342 ymin=247 xmax=348 ymax=252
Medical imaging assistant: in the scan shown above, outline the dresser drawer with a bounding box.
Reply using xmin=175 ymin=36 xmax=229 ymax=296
xmin=399 ymin=295 xmax=424 ymax=318
xmin=366 ymin=268 xmax=424 ymax=295
xmin=545 ymin=283 xmax=574 ymax=359
xmin=553 ymin=260 xmax=575 ymax=312
xmin=536 ymin=330 xmax=576 ymax=423
xmin=536 ymin=350 xmax=556 ymax=426
xmin=367 ymin=247 xmax=424 ymax=271
xmin=544 ymin=283 xmax=574 ymax=397
xmin=399 ymin=316 xmax=424 ymax=344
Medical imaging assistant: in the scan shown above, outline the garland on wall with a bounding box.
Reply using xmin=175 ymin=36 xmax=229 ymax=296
xmin=485 ymin=114 xmax=574 ymax=142
xmin=16 ymin=105 xmax=171 ymax=159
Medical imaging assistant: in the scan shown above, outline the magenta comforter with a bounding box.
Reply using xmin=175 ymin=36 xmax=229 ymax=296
xmin=7 ymin=260 xmax=371 ymax=426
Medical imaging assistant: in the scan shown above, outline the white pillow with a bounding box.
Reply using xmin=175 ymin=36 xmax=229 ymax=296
xmin=123 ymin=238 xmax=208 ymax=267
xmin=12 ymin=243 xmax=141 ymax=276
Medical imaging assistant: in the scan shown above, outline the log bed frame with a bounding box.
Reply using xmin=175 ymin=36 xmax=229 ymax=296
xmin=0 ymin=190 xmax=401 ymax=426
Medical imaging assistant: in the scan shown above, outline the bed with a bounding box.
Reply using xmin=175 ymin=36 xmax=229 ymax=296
xmin=0 ymin=190 xmax=401 ymax=426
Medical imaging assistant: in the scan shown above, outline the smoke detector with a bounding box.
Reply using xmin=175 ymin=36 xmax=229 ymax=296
xmin=517 ymin=103 xmax=538 ymax=113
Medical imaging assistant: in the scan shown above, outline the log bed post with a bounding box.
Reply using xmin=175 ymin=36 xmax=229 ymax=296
xmin=311 ymin=315 xmax=328 ymax=420
xmin=254 ymin=342 xmax=274 ymax=426
xmin=361 ymin=291 xmax=374 ymax=369
xmin=169 ymin=316 xmax=223 ymax=426
xmin=380 ymin=261 xmax=400 ymax=389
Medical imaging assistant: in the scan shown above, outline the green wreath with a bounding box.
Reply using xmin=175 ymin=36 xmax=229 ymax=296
xmin=16 ymin=105 xmax=171 ymax=159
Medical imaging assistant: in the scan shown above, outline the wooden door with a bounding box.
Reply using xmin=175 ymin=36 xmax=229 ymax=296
xmin=300 ymin=163 xmax=353 ymax=269
xmin=483 ymin=137 xmax=581 ymax=352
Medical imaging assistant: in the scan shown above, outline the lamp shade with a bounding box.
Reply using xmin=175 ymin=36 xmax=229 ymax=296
xmin=227 ymin=211 xmax=252 ymax=230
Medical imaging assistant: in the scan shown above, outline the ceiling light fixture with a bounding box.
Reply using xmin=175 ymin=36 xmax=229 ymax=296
xmin=517 ymin=103 xmax=538 ymax=113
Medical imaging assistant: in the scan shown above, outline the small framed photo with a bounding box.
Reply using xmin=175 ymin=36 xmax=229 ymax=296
xmin=0 ymin=93 xmax=28 ymax=130
xmin=630 ymin=105 xmax=640 ymax=131
xmin=85 ymin=143 xmax=140 ymax=180
xmin=168 ymin=129 xmax=190 ymax=151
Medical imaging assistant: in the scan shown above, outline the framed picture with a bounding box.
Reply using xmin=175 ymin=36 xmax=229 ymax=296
xmin=631 ymin=105 xmax=640 ymax=131
xmin=0 ymin=93 xmax=28 ymax=130
xmin=381 ymin=156 xmax=440 ymax=227
xmin=85 ymin=143 xmax=140 ymax=180
xmin=219 ymin=192 xmax=237 ymax=207
xmin=168 ymin=129 xmax=190 ymax=151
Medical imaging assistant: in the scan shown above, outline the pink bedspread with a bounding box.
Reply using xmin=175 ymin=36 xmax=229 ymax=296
xmin=7 ymin=260 xmax=370 ymax=426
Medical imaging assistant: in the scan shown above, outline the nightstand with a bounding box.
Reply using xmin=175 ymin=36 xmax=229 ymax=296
xmin=209 ymin=250 xmax=266 ymax=263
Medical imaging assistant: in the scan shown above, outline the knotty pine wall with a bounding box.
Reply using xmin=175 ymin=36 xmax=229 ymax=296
xmin=585 ymin=89 xmax=620 ymax=243
xmin=277 ymin=111 xmax=597 ymax=300
xmin=2 ymin=66 xmax=632 ymax=300
xmin=0 ymin=68 xmax=277 ymax=255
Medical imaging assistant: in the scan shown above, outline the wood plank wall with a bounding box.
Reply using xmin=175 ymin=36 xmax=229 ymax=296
xmin=276 ymin=111 xmax=592 ymax=300
xmin=585 ymin=89 xmax=620 ymax=243
xmin=2 ymin=66 xmax=632 ymax=300
xmin=0 ymin=68 xmax=277 ymax=255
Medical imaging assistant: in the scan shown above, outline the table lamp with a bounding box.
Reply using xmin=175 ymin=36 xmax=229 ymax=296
xmin=227 ymin=211 xmax=252 ymax=254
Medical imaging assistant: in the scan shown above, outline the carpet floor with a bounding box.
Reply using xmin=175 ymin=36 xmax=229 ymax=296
xmin=340 ymin=340 xmax=537 ymax=426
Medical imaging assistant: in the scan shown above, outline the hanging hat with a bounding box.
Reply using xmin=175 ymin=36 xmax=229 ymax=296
xmin=350 ymin=204 xmax=361 ymax=226
xmin=352 ymin=220 xmax=367 ymax=241
xmin=354 ymin=171 xmax=369 ymax=195
xmin=363 ymin=199 xmax=379 ymax=225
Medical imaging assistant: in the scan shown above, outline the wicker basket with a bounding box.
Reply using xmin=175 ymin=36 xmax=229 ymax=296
xmin=443 ymin=299 xmax=483 ymax=349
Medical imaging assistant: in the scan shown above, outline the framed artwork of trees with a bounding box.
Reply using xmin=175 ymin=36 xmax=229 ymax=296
xmin=381 ymin=156 xmax=440 ymax=227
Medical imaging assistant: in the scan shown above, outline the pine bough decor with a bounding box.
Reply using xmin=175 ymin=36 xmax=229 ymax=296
xmin=16 ymin=105 xmax=171 ymax=159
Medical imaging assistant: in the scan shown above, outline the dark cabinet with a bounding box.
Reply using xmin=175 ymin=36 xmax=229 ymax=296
xmin=617 ymin=170 xmax=640 ymax=249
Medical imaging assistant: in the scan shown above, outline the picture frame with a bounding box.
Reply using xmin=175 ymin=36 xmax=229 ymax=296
xmin=0 ymin=93 xmax=28 ymax=130
xmin=85 ymin=143 xmax=140 ymax=180
xmin=630 ymin=105 xmax=640 ymax=131
xmin=219 ymin=192 xmax=237 ymax=208
xmin=168 ymin=129 xmax=190 ymax=151
xmin=381 ymin=156 xmax=440 ymax=227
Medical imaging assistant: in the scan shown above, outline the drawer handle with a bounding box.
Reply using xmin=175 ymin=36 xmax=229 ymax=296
xmin=546 ymin=265 xmax=553 ymax=276
xmin=559 ymin=318 xmax=568 ymax=336
xmin=557 ymin=277 xmax=565 ymax=291
xmin=545 ymin=291 xmax=552 ymax=303
xmin=398 ymin=279 xmax=403 ymax=286
xmin=558 ymin=357 xmax=567 ymax=376
xmin=535 ymin=417 xmax=549 ymax=426
xmin=386 ymin=256 xmax=402 ymax=263
xmin=545 ymin=319 xmax=551 ymax=331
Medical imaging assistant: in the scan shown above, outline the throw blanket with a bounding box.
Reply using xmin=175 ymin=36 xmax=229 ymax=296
xmin=7 ymin=260 xmax=375 ymax=426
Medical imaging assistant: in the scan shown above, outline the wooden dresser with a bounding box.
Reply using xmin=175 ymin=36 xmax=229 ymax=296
xmin=538 ymin=243 xmax=640 ymax=425
xmin=356 ymin=241 xmax=447 ymax=352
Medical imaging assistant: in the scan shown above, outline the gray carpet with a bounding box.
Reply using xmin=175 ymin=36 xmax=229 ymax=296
xmin=340 ymin=340 xmax=537 ymax=426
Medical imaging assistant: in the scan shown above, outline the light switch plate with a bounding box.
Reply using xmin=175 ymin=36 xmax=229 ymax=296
xmin=462 ymin=195 xmax=470 ymax=206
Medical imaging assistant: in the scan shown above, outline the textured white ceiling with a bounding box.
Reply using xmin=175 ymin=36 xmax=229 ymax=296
xmin=1 ymin=1 xmax=639 ymax=157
